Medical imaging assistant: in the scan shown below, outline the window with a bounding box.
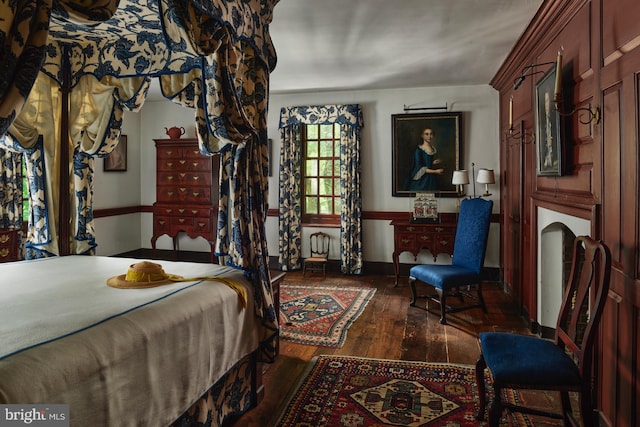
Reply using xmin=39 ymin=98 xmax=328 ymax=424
xmin=302 ymin=123 xmax=341 ymax=225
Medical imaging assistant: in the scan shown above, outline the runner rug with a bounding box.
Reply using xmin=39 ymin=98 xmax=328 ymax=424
xmin=279 ymin=284 xmax=376 ymax=347
xmin=276 ymin=355 xmax=557 ymax=426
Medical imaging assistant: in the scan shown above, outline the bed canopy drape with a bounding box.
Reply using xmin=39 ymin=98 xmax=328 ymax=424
xmin=0 ymin=0 xmax=279 ymax=362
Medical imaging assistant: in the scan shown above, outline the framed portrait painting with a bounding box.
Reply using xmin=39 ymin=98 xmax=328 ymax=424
xmin=392 ymin=111 xmax=462 ymax=197
xmin=535 ymin=64 xmax=562 ymax=176
xmin=104 ymin=135 xmax=127 ymax=172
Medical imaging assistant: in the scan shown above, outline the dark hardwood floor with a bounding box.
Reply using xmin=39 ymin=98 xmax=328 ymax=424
xmin=229 ymin=270 xmax=547 ymax=427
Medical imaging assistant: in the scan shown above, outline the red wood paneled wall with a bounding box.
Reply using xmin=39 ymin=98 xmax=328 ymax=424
xmin=492 ymin=1 xmax=639 ymax=426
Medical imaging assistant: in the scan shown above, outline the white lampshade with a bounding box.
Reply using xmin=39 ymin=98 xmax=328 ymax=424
xmin=451 ymin=170 xmax=470 ymax=185
xmin=476 ymin=168 xmax=495 ymax=197
xmin=476 ymin=169 xmax=495 ymax=184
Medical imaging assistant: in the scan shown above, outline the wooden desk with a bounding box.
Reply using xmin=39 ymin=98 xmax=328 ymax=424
xmin=390 ymin=215 xmax=457 ymax=286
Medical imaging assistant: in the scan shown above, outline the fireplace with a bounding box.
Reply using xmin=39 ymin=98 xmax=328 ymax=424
xmin=537 ymin=207 xmax=591 ymax=333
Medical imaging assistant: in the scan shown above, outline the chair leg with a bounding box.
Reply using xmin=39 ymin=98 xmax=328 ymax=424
xmin=475 ymin=355 xmax=487 ymax=421
xmin=560 ymin=391 xmax=575 ymax=427
xmin=476 ymin=283 xmax=488 ymax=313
xmin=575 ymin=387 xmax=594 ymax=427
xmin=488 ymin=385 xmax=503 ymax=427
xmin=436 ymin=288 xmax=447 ymax=324
xmin=409 ymin=278 xmax=417 ymax=306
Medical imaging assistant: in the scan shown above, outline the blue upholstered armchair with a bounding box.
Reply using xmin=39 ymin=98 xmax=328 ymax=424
xmin=408 ymin=197 xmax=493 ymax=324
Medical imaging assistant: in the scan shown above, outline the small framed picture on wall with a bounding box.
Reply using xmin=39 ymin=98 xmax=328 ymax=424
xmin=535 ymin=65 xmax=562 ymax=176
xmin=104 ymin=135 xmax=127 ymax=172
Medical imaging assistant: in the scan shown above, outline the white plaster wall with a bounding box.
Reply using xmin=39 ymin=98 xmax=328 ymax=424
xmin=93 ymin=110 xmax=142 ymax=255
xmin=267 ymin=85 xmax=501 ymax=266
xmin=93 ymin=84 xmax=502 ymax=267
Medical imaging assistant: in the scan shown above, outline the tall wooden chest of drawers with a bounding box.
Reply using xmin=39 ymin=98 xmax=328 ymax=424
xmin=151 ymin=138 xmax=220 ymax=262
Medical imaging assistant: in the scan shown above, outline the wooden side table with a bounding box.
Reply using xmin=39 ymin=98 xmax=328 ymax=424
xmin=390 ymin=214 xmax=457 ymax=286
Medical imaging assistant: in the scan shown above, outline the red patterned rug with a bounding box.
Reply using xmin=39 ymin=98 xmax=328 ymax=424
xmin=279 ymin=284 xmax=376 ymax=347
xmin=276 ymin=355 xmax=562 ymax=426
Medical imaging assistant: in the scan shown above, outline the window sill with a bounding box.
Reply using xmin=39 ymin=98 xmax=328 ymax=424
xmin=302 ymin=222 xmax=341 ymax=228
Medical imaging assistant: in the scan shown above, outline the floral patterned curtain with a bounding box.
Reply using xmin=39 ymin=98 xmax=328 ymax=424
xmin=278 ymin=104 xmax=363 ymax=275
xmin=0 ymin=0 xmax=279 ymax=363
xmin=277 ymin=124 xmax=303 ymax=270
xmin=0 ymin=148 xmax=23 ymax=230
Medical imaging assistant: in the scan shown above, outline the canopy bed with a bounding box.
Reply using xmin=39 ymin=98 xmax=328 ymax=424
xmin=0 ymin=0 xmax=279 ymax=424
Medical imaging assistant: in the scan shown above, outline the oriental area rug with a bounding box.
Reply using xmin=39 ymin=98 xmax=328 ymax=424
xmin=279 ymin=284 xmax=376 ymax=347
xmin=276 ymin=355 xmax=557 ymax=427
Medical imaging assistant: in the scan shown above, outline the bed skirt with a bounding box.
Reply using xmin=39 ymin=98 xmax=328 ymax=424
xmin=171 ymin=351 xmax=258 ymax=426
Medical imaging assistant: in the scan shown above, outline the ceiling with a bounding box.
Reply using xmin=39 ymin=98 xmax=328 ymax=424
xmin=268 ymin=0 xmax=542 ymax=94
xmin=144 ymin=0 xmax=542 ymax=100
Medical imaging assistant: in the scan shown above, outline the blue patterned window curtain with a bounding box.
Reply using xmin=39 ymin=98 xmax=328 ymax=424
xmin=278 ymin=104 xmax=363 ymax=275
xmin=0 ymin=148 xmax=23 ymax=229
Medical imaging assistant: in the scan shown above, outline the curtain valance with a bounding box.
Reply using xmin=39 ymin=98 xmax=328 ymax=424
xmin=279 ymin=104 xmax=363 ymax=129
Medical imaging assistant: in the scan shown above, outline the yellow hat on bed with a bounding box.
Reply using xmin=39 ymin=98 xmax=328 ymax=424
xmin=107 ymin=261 xmax=183 ymax=288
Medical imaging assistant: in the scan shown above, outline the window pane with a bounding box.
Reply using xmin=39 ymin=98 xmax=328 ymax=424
xmin=307 ymin=125 xmax=318 ymax=139
xmin=319 ymin=197 xmax=332 ymax=214
xmin=319 ymin=159 xmax=332 ymax=176
xmin=306 ymin=140 xmax=318 ymax=158
xmin=334 ymin=178 xmax=340 ymax=195
xmin=305 ymin=159 xmax=317 ymax=176
xmin=319 ymin=178 xmax=332 ymax=195
xmin=334 ymin=159 xmax=340 ymax=176
xmin=334 ymin=140 xmax=340 ymax=155
xmin=305 ymin=178 xmax=318 ymax=195
xmin=305 ymin=197 xmax=318 ymax=214
xmin=319 ymin=124 xmax=333 ymax=139
xmin=334 ymin=197 xmax=342 ymax=213
xmin=319 ymin=141 xmax=333 ymax=157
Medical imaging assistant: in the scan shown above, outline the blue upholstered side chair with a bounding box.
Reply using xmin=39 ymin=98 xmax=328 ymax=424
xmin=475 ymin=236 xmax=612 ymax=427
xmin=409 ymin=197 xmax=493 ymax=324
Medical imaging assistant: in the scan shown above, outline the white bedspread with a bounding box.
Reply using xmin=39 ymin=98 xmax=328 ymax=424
xmin=0 ymin=256 xmax=259 ymax=426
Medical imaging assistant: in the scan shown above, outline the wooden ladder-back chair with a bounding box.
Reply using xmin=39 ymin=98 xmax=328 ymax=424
xmin=408 ymin=197 xmax=493 ymax=324
xmin=303 ymin=232 xmax=330 ymax=278
xmin=475 ymin=235 xmax=612 ymax=427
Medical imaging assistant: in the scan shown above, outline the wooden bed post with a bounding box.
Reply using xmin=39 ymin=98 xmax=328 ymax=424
xmin=58 ymin=44 xmax=71 ymax=256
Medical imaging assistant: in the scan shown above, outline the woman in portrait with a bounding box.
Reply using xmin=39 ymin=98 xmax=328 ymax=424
xmin=405 ymin=127 xmax=444 ymax=191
